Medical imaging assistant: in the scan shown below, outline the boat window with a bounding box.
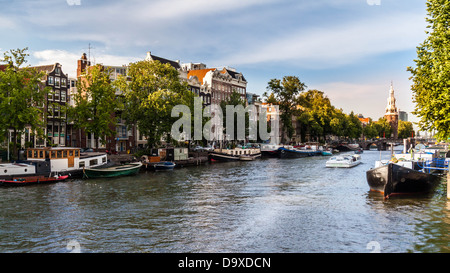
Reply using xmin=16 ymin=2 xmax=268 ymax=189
xmin=90 ymin=159 xmax=98 ymax=166
xmin=75 ymin=150 xmax=79 ymax=157
xmin=63 ymin=151 xmax=67 ymax=158
xmin=57 ymin=151 xmax=62 ymax=158
xmin=39 ymin=151 xmax=43 ymax=158
xmin=69 ymin=150 xmax=73 ymax=157
xmin=45 ymin=151 xmax=50 ymax=159
xmin=79 ymin=161 xmax=85 ymax=168
xmin=34 ymin=150 xmax=38 ymax=158
xmin=102 ymin=157 xmax=106 ymax=163
xmin=51 ymin=151 xmax=56 ymax=158
xmin=28 ymin=150 xmax=32 ymax=158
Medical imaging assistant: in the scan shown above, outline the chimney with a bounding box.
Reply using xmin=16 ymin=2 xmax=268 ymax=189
xmin=146 ymin=51 xmax=151 ymax=61
xmin=77 ymin=53 xmax=90 ymax=78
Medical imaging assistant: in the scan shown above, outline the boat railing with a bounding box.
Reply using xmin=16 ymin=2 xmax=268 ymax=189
xmin=417 ymin=158 xmax=449 ymax=173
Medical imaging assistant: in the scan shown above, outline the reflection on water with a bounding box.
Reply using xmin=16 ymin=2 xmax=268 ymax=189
xmin=0 ymin=150 xmax=449 ymax=253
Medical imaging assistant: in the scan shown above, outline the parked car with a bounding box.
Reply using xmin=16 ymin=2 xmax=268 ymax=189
xmin=203 ymin=145 xmax=214 ymax=151
xmin=192 ymin=146 xmax=204 ymax=152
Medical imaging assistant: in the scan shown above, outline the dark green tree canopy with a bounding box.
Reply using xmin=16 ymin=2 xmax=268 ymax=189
xmin=0 ymin=48 xmax=49 ymax=158
xmin=408 ymin=0 xmax=450 ymax=140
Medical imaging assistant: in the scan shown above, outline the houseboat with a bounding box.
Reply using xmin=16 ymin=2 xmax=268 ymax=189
xmin=0 ymin=147 xmax=108 ymax=179
xmin=260 ymin=144 xmax=284 ymax=158
xmin=209 ymin=148 xmax=261 ymax=162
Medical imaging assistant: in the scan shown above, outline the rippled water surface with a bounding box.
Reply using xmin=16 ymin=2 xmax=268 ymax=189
xmin=1 ymin=149 xmax=450 ymax=253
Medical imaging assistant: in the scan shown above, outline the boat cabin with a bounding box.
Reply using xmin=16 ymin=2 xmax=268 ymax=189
xmin=26 ymin=147 xmax=108 ymax=172
xmin=213 ymin=148 xmax=261 ymax=156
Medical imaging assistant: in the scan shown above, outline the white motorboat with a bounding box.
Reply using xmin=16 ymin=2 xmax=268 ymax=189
xmin=326 ymin=154 xmax=361 ymax=168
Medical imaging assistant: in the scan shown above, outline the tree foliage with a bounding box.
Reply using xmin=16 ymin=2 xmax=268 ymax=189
xmin=68 ymin=64 xmax=121 ymax=150
xmin=220 ymin=90 xmax=248 ymax=143
xmin=0 ymin=47 xmax=49 ymax=158
xmin=265 ymin=76 xmax=306 ymax=142
xmin=398 ymin=120 xmax=414 ymax=139
xmin=118 ymin=60 xmax=194 ymax=147
xmin=408 ymin=0 xmax=450 ymax=140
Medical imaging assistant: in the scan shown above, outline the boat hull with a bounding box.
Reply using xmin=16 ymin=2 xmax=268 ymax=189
xmin=277 ymin=147 xmax=309 ymax=159
xmin=154 ymin=162 xmax=176 ymax=170
xmin=0 ymin=175 xmax=69 ymax=186
xmin=209 ymin=152 xmax=240 ymax=162
xmin=83 ymin=162 xmax=142 ymax=178
xmin=239 ymin=154 xmax=261 ymax=161
xmin=366 ymin=163 xmax=441 ymax=198
xmin=325 ymin=161 xmax=360 ymax=168
xmin=261 ymin=150 xmax=280 ymax=158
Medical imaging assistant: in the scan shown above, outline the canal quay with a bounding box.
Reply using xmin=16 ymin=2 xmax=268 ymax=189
xmin=1 ymin=147 xmax=449 ymax=253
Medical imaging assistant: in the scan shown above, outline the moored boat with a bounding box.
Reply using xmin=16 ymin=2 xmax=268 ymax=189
xmin=154 ymin=161 xmax=176 ymax=170
xmin=277 ymin=147 xmax=309 ymax=159
xmin=18 ymin=147 xmax=108 ymax=178
xmin=325 ymin=154 xmax=361 ymax=168
xmin=366 ymin=162 xmax=441 ymax=198
xmin=209 ymin=148 xmax=261 ymax=162
xmin=0 ymin=174 xmax=69 ymax=186
xmin=239 ymin=154 xmax=261 ymax=161
xmin=260 ymin=144 xmax=283 ymax=158
xmin=83 ymin=162 xmax=142 ymax=178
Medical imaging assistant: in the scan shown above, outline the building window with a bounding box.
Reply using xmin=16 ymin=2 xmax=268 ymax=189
xmin=61 ymin=78 xmax=66 ymax=87
xmin=54 ymin=91 xmax=60 ymax=101
xmin=55 ymin=77 xmax=60 ymax=88
xmin=54 ymin=105 xmax=60 ymax=117
xmin=48 ymin=76 xmax=54 ymax=85
xmin=55 ymin=67 xmax=61 ymax=75
xmin=61 ymin=91 xmax=66 ymax=102
xmin=47 ymin=106 xmax=53 ymax=117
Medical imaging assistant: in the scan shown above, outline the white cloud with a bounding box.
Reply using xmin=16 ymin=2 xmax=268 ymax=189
xmin=135 ymin=0 xmax=275 ymax=20
xmin=216 ymin=10 xmax=426 ymax=69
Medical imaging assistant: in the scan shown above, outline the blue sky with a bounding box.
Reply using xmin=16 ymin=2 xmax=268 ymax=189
xmin=0 ymin=0 xmax=428 ymax=125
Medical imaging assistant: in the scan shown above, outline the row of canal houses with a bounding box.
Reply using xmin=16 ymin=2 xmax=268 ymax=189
xmin=8 ymin=51 xmax=266 ymax=153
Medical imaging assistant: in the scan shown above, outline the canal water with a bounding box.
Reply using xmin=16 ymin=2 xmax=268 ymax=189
xmin=1 ymin=148 xmax=450 ymax=253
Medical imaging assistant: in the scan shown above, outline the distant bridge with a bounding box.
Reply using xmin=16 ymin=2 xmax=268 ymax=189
xmin=333 ymin=139 xmax=403 ymax=151
xmin=333 ymin=137 xmax=436 ymax=152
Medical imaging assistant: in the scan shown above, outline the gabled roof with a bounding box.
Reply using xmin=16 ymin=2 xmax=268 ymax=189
xmin=187 ymin=68 xmax=216 ymax=85
xmin=146 ymin=52 xmax=181 ymax=70
xmin=220 ymin=68 xmax=246 ymax=82
xmin=29 ymin=64 xmax=57 ymax=74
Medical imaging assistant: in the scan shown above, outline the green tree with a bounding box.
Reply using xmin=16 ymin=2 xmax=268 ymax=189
xmin=68 ymin=64 xmax=122 ymax=150
xmin=297 ymin=89 xmax=335 ymax=142
xmin=119 ymin=60 xmax=194 ymax=147
xmin=345 ymin=111 xmax=363 ymax=139
xmin=220 ymin=90 xmax=248 ymax=144
xmin=408 ymin=0 xmax=450 ymax=140
xmin=266 ymin=76 xmax=306 ymax=143
xmin=362 ymin=118 xmax=379 ymax=139
xmin=373 ymin=117 xmax=391 ymax=138
xmin=398 ymin=120 xmax=414 ymax=139
xmin=0 ymin=48 xmax=49 ymax=159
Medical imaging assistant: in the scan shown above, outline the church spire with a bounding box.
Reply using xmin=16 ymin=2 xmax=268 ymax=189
xmin=384 ymin=82 xmax=399 ymax=139
xmin=386 ymin=82 xmax=397 ymax=115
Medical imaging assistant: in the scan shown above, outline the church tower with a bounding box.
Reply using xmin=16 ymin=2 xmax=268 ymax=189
xmin=384 ymin=82 xmax=399 ymax=139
